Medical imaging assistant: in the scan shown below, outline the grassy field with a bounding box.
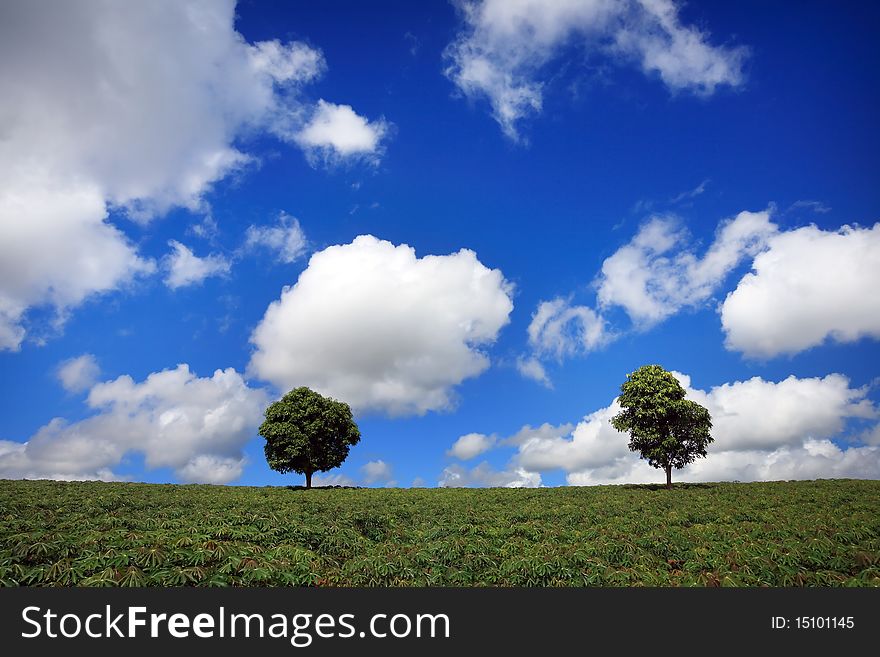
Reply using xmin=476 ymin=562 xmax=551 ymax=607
xmin=1 ymin=478 xmax=878 ymax=586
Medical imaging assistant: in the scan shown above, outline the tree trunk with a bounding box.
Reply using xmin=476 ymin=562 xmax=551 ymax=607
xmin=665 ymin=465 xmax=672 ymax=490
xmin=305 ymin=470 xmax=312 ymax=489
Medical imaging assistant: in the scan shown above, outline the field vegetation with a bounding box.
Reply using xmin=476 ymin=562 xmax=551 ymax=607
xmin=1 ymin=478 xmax=878 ymax=586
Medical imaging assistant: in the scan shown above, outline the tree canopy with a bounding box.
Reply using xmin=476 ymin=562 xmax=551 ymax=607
xmin=611 ymin=364 xmax=713 ymax=489
xmin=259 ymin=387 xmax=361 ymax=488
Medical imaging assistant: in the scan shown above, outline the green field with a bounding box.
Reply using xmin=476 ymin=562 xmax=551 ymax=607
xmin=1 ymin=478 xmax=878 ymax=586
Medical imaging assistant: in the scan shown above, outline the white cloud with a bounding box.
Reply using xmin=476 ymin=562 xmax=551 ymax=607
xmin=677 ymin=439 xmax=879 ymax=482
xmin=517 ymin=297 xmax=611 ymax=386
xmin=614 ymin=0 xmax=748 ymax=93
xmin=448 ymin=432 xmax=497 ymax=460
xmin=1 ymin=0 xmax=279 ymax=222
xmin=0 ymin=180 xmax=155 ymax=350
xmin=293 ymin=100 xmax=389 ymax=165
xmin=445 ymin=0 xmax=747 ymax=139
xmin=533 ymin=210 xmax=876 ymax=372
xmin=458 ymin=372 xmax=880 ymax=485
xmin=515 ymin=356 xmax=552 ymax=388
xmin=0 ymin=0 xmax=385 ymax=348
xmin=190 ymin=215 xmax=220 ymax=241
xmin=248 ymin=39 xmax=326 ymax=84
xmin=517 ymin=209 xmax=775 ymax=378
xmin=527 ymin=297 xmax=610 ymax=358
xmin=597 ymin=209 xmax=777 ymax=327
xmin=439 ymin=423 xmax=580 ymax=486
xmin=857 ymin=423 xmax=880 ymax=447
xmin=248 ymin=235 xmax=514 ymax=416
xmin=788 ymin=200 xmax=831 ymax=215
xmin=677 ymin=372 xmax=876 ymax=451
xmin=0 ymin=364 xmax=268 ymax=483
xmin=720 ymin=223 xmax=880 ymax=357
xmin=0 ymin=439 xmax=123 ymax=483
xmin=439 ymin=462 xmax=542 ymax=488
xmin=163 ymin=240 xmax=231 ymax=289
xmin=244 ymin=212 xmax=308 ymax=264
xmin=566 ymin=440 xmax=880 ymax=485
xmin=312 ymin=472 xmax=358 ymax=487
xmin=177 ymin=455 xmax=248 ymax=485
xmin=516 ymin=405 xmax=630 ymax=474
xmin=57 ymin=354 xmax=100 ymax=393
xmin=361 ymin=459 xmax=394 ymax=485
xmin=505 ymin=422 xmax=576 ymax=446
xmin=464 ymin=371 xmax=879 ymax=485
xmin=670 ymin=179 xmax=709 ymax=204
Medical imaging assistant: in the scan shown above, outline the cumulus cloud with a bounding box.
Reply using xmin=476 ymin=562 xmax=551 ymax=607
xmin=56 ymin=354 xmax=101 ymax=393
xmin=248 ymin=235 xmax=514 ymax=416
xmin=859 ymin=423 xmax=880 ymax=447
xmin=248 ymin=39 xmax=326 ymax=84
xmin=244 ymin=212 xmax=308 ymax=264
xmin=463 ymin=371 xmax=879 ymax=485
xmin=361 ymin=460 xmax=394 ymax=485
xmin=505 ymin=422 xmax=577 ymax=446
xmin=445 ymin=0 xmax=748 ymax=139
xmin=597 ymin=209 xmax=778 ymax=327
xmin=163 ymin=241 xmax=231 ymax=289
xmin=177 ymin=455 xmax=248 ymax=485
xmin=0 ymin=440 xmax=122 ymax=483
xmin=516 ymin=405 xmax=629 ymax=474
xmin=0 ymin=0 xmax=386 ymax=348
xmin=517 ymin=209 xmax=775 ymax=381
xmin=439 ymin=423 xmax=579 ymax=486
xmin=515 ymin=356 xmax=552 ymax=387
xmin=527 ymin=298 xmax=610 ymax=358
xmin=0 ymin=181 xmax=155 ymax=350
xmin=572 ymin=373 xmax=879 ymax=483
xmin=567 ymin=440 xmax=880 ymax=485
xmin=517 ymin=297 xmax=611 ymax=386
xmin=448 ymin=432 xmax=497 ymax=460
xmin=720 ymin=223 xmax=880 ymax=357
xmin=0 ymin=364 xmax=268 ymax=483
xmin=675 ymin=439 xmax=879 ymax=482
xmin=312 ymin=472 xmax=358 ymax=487
xmin=526 ymin=209 xmax=877 ymax=377
xmin=439 ymin=462 xmax=542 ymax=488
xmin=293 ymin=100 xmax=390 ymax=165
xmin=677 ymin=372 xmax=876 ymax=451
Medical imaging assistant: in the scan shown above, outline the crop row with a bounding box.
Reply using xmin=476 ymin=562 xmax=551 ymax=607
xmin=0 ymin=479 xmax=878 ymax=586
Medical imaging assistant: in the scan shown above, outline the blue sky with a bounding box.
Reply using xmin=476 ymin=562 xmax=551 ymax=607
xmin=1 ymin=0 xmax=878 ymax=488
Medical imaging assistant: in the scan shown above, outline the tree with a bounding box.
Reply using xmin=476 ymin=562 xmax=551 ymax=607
xmin=259 ymin=387 xmax=361 ymax=488
xmin=610 ymin=364 xmax=713 ymax=489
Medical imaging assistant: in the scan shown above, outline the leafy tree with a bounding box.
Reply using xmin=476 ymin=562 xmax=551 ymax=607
xmin=259 ymin=387 xmax=361 ymax=488
xmin=611 ymin=364 xmax=713 ymax=489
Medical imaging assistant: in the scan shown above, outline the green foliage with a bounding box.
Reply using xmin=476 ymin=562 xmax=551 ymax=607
xmin=0 ymin=479 xmax=877 ymax=587
xmin=612 ymin=364 xmax=713 ymax=486
xmin=259 ymin=387 xmax=360 ymax=487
